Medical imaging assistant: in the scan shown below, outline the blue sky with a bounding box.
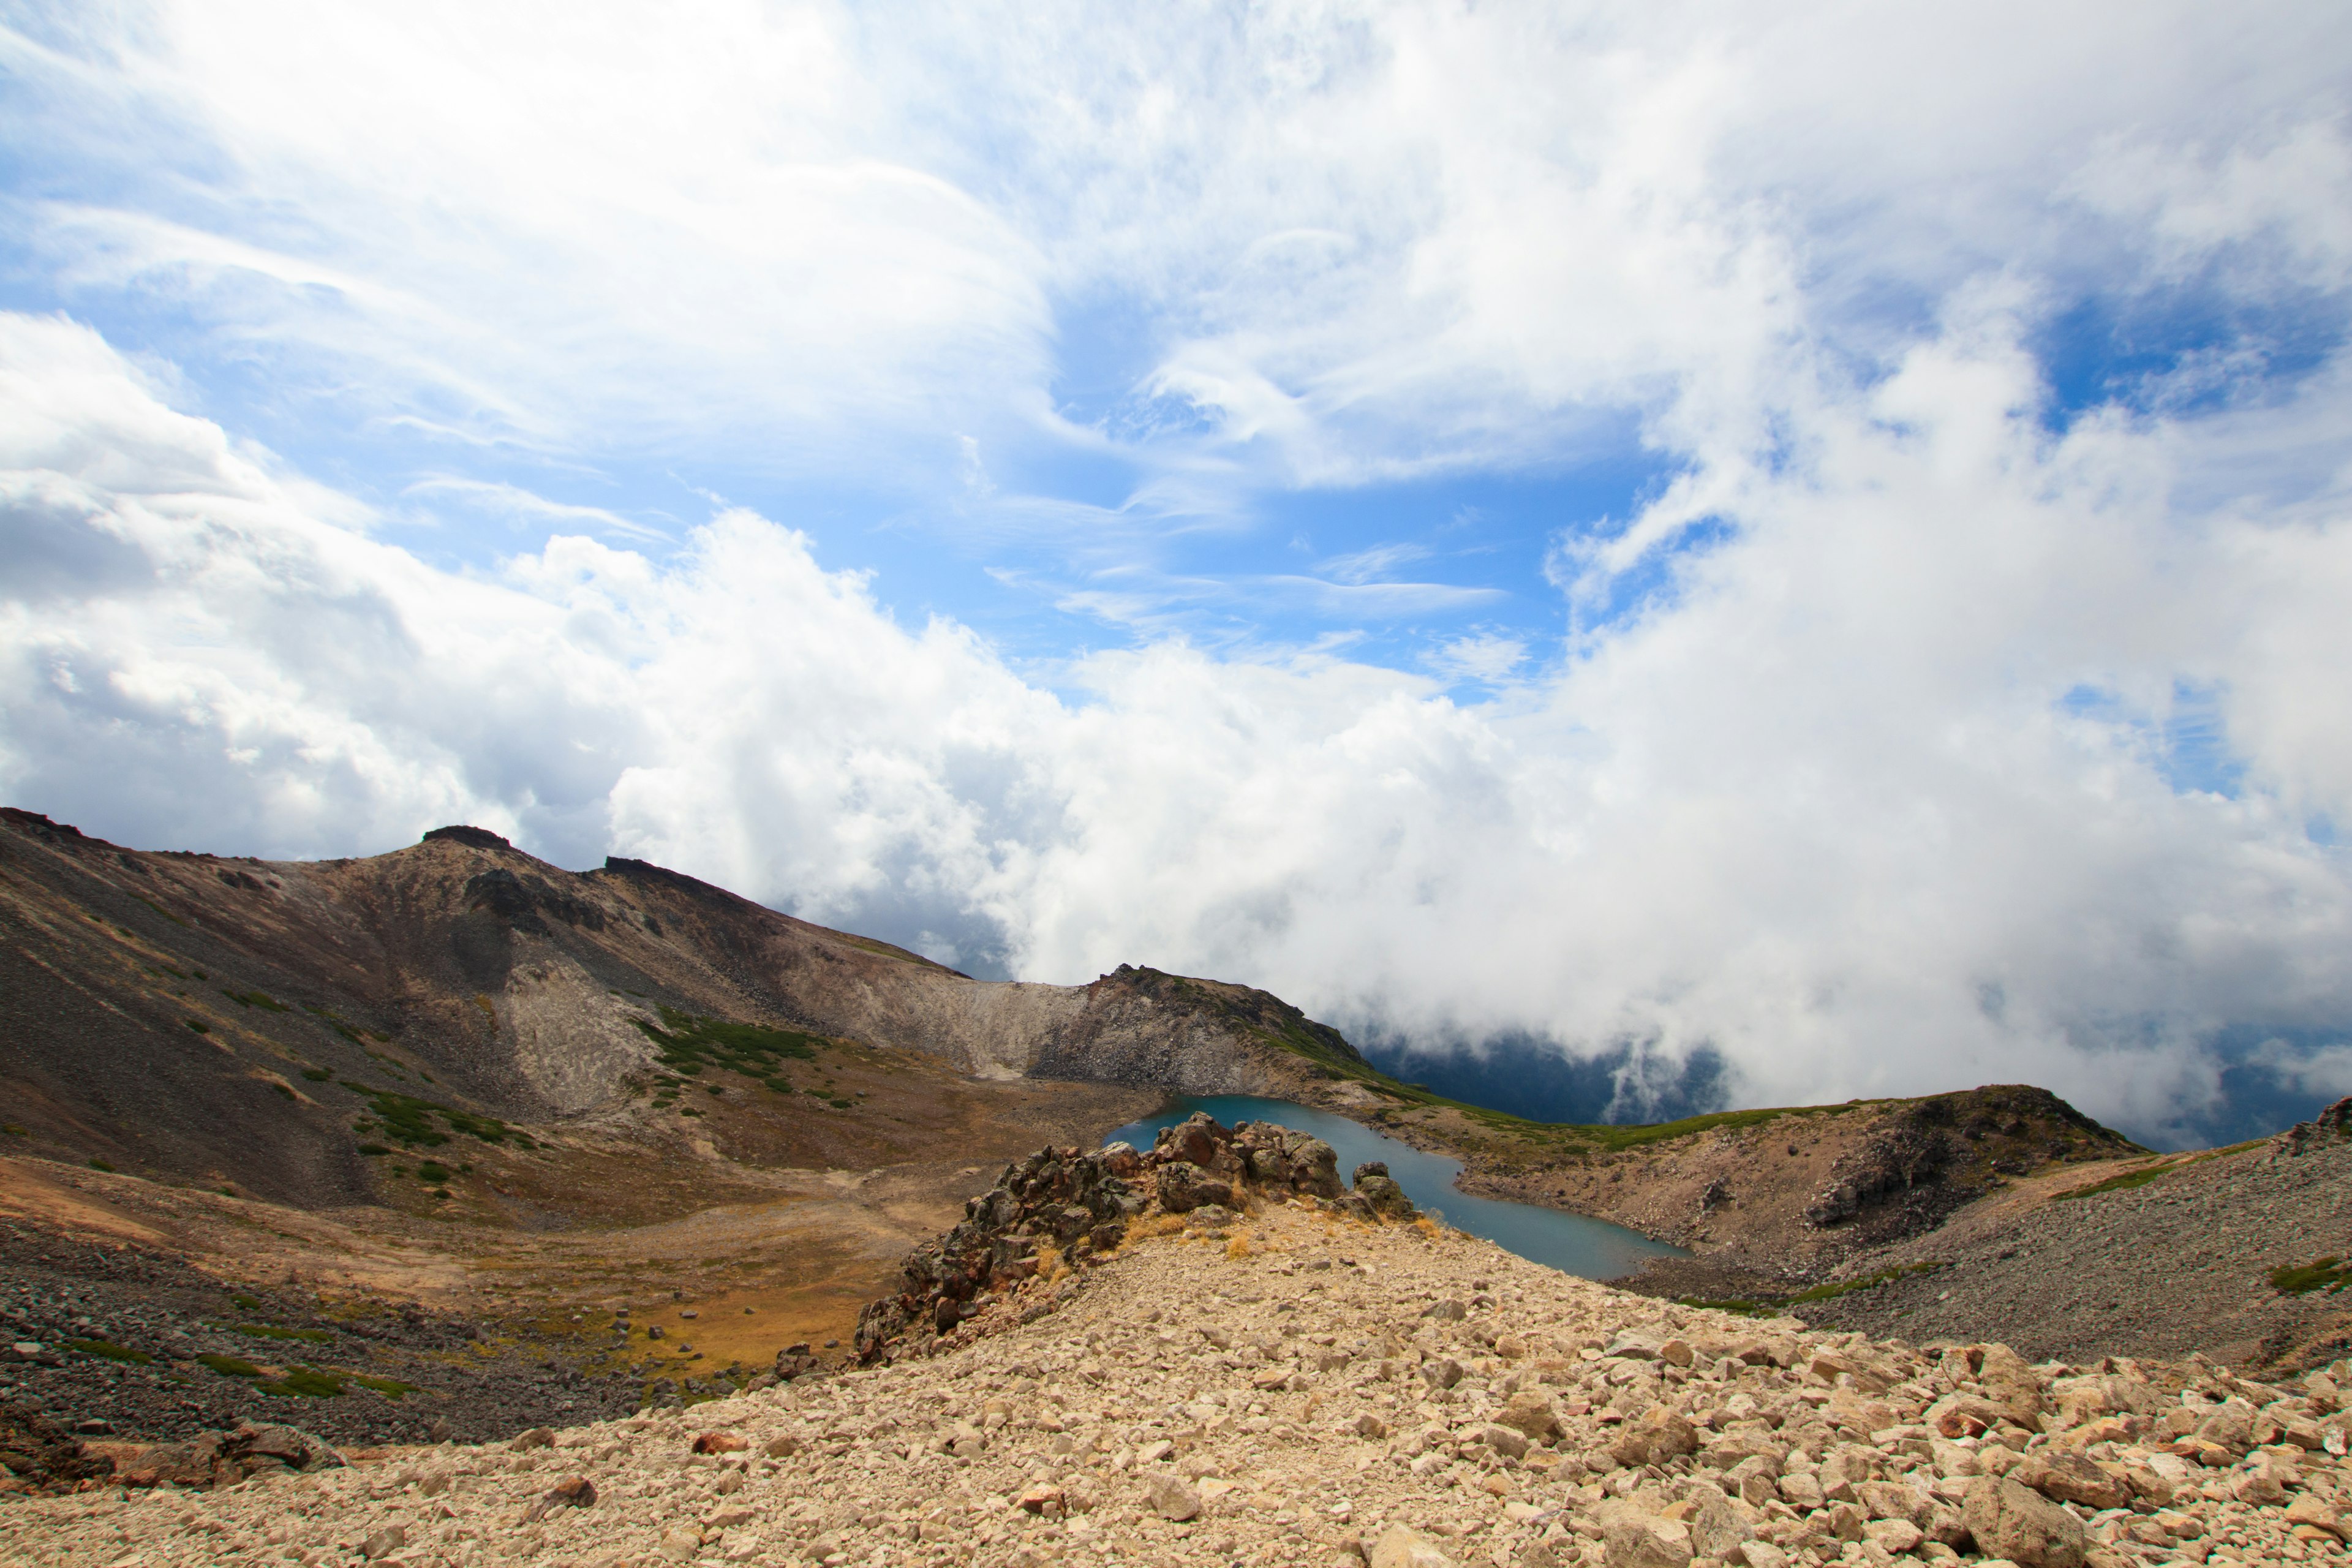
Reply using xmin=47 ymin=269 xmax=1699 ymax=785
xmin=4 ymin=1 xmax=2351 ymax=1146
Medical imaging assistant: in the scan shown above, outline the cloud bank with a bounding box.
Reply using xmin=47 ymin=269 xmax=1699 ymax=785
xmin=9 ymin=303 xmax=2352 ymax=1147
xmin=4 ymin=2 xmax=2351 ymax=1146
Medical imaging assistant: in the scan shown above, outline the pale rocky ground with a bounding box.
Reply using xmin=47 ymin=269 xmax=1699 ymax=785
xmin=9 ymin=1199 xmax=2352 ymax=1568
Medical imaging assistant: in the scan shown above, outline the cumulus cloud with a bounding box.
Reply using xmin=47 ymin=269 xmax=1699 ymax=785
xmin=5 ymin=2 xmax=2352 ymax=1146
xmin=7 ymin=308 xmax=2352 ymax=1147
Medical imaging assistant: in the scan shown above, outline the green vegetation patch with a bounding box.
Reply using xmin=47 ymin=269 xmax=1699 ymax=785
xmin=197 ymin=1353 xmax=263 ymax=1378
xmin=1787 ymin=1261 xmax=1948 ymax=1304
xmin=2272 ymin=1257 xmax=2352 ymax=1295
xmin=221 ymin=988 xmax=290 ymax=1012
xmin=65 ymin=1338 xmax=152 ymax=1364
xmin=340 ymin=1084 xmax=535 ymax=1150
xmin=1676 ymin=1261 xmax=1949 ymax=1317
xmin=415 ymin=1162 xmax=451 ymax=1184
xmin=345 ymin=1371 xmax=419 ymax=1399
xmin=184 ymin=1019 xmax=210 ymax=1035
xmin=256 ymin=1367 xmax=345 ymax=1398
xmin=2056 ymin=1163 xmax=2178 ymax=1201
xmin=631 ymin=1007 xmax=824 ymax=1082
xmin=87 ymin=1158 xmax=115 ymax=1172
xmin=226 ymin=1322 xmax=333 ymax=1344
xmin=300 ymin=1068 xmax=332 ymax=1082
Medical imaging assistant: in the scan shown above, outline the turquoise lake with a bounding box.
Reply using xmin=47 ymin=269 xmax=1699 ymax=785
xmin=1106 ymin=1095 xmax=1686 ymax=1282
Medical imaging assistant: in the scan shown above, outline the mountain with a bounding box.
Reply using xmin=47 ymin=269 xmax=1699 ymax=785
xmin=0 ymin=809 xmax=1371 ymax=1215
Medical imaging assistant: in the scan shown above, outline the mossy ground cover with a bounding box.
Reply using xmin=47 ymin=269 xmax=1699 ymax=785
xmin=343 ymin=1084 xmax=535 ymax=1150
xmin=255 ymin=1368 xmax=345 ymax=1398
xmin=65 ymin=1338 xmax=152 ymax=1364
xmin=225 ymin=1322 xmax=333 ymax=1344
xmin=631 ymin=1007 xmax=826 ymax=1084
xmin=2272 ymin=1257 xmax=2352 ymax=1295
xmin=1676 ymin=1261 xmax=1950 ymax=1317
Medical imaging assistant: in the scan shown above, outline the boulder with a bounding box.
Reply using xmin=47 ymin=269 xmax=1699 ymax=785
xmin=2015 ymin=1450 xmax=2131 ymax=1512
xmin=1370 ymin=1523 xmax=1459 ymax=1568
xmin=1611 ymin=1406 xmax=1700 ymax=1468
xmin=1596 ymin=1498 xmax=1695 ymax=1568
xmin=1495 ymin=1390 xmax=1564 ymax=1444
xmin=1158 ymin=1163 xmax=1240 ymax=1214
xmin=1352 ymin=1164 xmax=1418 ymax=1221
xmin=1145 ymin=1471 xmax=1201 ymax=1521
xmin=1963 ymin=1474 xmax=2088 ymax=1568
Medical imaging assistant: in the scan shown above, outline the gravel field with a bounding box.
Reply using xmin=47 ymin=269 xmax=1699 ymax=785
xmin=10 ymin=1168 xmax=2352 ymax=1567
xmin=1798 ymin=1130 xmax=2352 ymax=1368
xmin=0 ymin=1222 xmax=638 ymax=1450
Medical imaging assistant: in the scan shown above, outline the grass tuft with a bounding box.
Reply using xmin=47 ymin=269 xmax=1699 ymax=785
xmin=66 ymin=1338 xmax=152 ymax=1364
xmin=197 ymin=1353 xmax=263 ymax=1378
xmin=227 ymin=1322 xmax=333 ymax=1344
xmin=256 ymin=1367 xmax=345 ymax=1398
xmin=2272 ymin=1257 xmax=2351 ymax=1295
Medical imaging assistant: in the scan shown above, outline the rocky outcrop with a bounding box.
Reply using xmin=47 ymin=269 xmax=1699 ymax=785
xmin=853 ymin=1113 xmax=1412 ymax=1364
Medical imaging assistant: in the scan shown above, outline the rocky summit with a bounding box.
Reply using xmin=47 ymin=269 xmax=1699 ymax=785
xmin=9 ymin=1114 xmax=2352 ymax=1568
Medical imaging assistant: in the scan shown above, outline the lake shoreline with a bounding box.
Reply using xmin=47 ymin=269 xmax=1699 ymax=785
xmin=1106 ymin=1095 xmax=1686 ymax=1284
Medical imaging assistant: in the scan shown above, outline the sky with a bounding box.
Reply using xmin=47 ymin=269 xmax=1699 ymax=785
xmin=3 ymin=1 xmax=2351 ymax=1148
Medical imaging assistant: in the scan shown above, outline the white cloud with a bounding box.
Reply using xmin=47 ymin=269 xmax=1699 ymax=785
xmin=5 ymin=2 xmax=2352 ymax=1144
xmin=7 ymin=310 xmax=2352 ymax=1148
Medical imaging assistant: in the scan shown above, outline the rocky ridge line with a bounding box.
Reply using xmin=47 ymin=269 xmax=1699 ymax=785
xmin=854 ymin=1111 xmax=1422 ymax=1364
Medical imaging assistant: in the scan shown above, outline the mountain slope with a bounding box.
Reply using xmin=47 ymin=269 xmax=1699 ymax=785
xmin=0 ymin=810 xmax=1369 ymax=1213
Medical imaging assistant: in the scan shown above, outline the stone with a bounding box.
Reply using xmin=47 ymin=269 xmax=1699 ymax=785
xmin=1777 ymin=1471 xmax=1826 ymax=1510
xmin=1352 ymin=1165 xmax=1418 ymax=1220
xmin=1496 ymin=1389 xmax=1564 ymax=1443
xmin=690 ymin=1431 xmax=748 ymax=1454
xmin=1611 ymin=1405 xmax=1700 ymax=1468
xmin=1926 ymin=1393 xmax=2006 ymax=1439
xmin=657 ymin=1526 xmax=700 ymax=1562
xmin=2016 ymin=1450 xmax=2131 ymax=1512
xmin=1369 ymin=1523 xmax=1459 ymax=1568
xmin=1147 ymin=1471 xmax=1202 ymax=1520
xmin=1158 ymin=1163 xmax=1240 ymax=1214
xmin=358 ymin=1525 xmax=407 ymax=1561
xmin=1864 ymin=1518 xmax=1925 ymax=1553
xmin=1017 ymin=1482 xmax=1064 ymax=1513
xmin=1422 ymin=1299 xmax=1468 ymax=1321
xmin=1478 ymin=1423 xmax=1530 ymax=1460
xmin=1963 ymin=1475 xmax=2088 ymax=1568
xmin=1731 ymin=1544 xmax=1789 ymax=1568
xmin=522 ymin=1474 xmax=598 ymax=1521
xmin=510 ymin=1427 xmax=555 ymax=1451
xmin=1976 ymin=1344 xmax=2049 ymax=1431
xmin=1420 ymin=1356 xmax=1467 ymax=1390
xmin=1597 ymin=1499 xmax=1695 ymax=1568
xmin=763 ymin=1434 xmax=802 ymax=1458
xmin=1354 ymin=1413 xmax=1390 ymax=1439
xmin=2286 ymin=1494 xmax=2346 ymax=1540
